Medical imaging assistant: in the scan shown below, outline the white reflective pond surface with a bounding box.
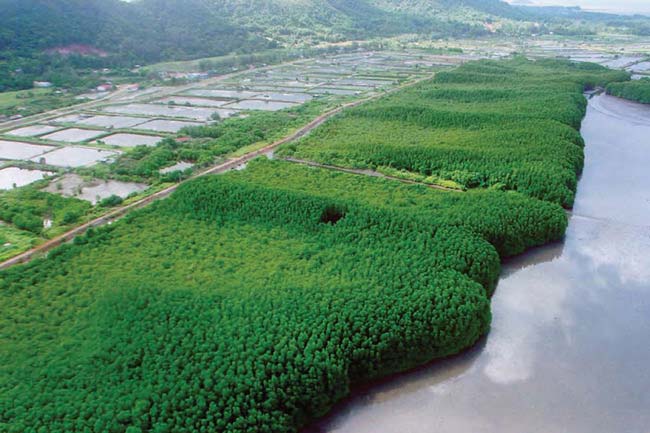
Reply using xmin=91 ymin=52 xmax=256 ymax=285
xmin=306 ymin=94 xmax=650 ymax=433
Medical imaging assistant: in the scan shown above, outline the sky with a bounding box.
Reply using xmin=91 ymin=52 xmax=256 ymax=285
xmin=505 ymin=0 xmax=650 ymax=15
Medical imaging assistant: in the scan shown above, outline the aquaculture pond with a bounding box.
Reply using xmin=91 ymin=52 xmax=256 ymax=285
xmin=304 ymin=93 xmax=650 ymax=433
xmin=0 ymin=167 xmax=53 ymax=190
xmin=33 ymin=146 xmax=119 ymax=167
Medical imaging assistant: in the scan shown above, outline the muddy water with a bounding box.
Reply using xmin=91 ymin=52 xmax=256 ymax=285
xmin=306 ymin=94 xmax=650 ymax=433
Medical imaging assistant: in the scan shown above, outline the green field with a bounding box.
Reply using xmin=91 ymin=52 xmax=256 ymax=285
xmin=0 ymin=88 xmax=50 ymax=108
xmin=0 ymin=58 xmax=626 ymax=433
xmin=0 ymin=88 xmax=80 ymax=118
xmin=279 ymin=58 xmax=628 ymax=207
xmin=0 ymin=223 xmax=38 ymax=262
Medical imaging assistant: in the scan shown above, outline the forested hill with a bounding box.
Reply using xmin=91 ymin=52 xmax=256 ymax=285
xmin=0 ymin=0 xmax=518 ymax=91
xmin=2 ymin=0 xmax=650 ymax=91
xmin=1 ymin=0 xmax=517 ymax=65
xmin=0 ymin=0 xmax=270 ymax=64
xmin=3 ymin=0 xmax=650 ymax=63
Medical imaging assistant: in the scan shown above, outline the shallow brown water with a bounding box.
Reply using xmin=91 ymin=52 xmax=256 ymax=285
xmin=305 ymin=94 xmax=650 ymax=433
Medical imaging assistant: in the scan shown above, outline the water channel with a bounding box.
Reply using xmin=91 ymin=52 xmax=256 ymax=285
xmin=306 ymin=94 xmax=650 ymax=433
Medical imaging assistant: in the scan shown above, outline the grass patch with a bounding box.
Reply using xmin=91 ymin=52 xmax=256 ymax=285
xmin=0 ymin=224 xmax=37 ymax=261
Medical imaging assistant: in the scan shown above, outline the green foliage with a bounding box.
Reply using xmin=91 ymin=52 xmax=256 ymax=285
xmin=0 ymin=158 xmax=568 ymax=432
xmin=99 ymin=194 xmax=124 ymax=207
xmin=0 ymin=224 xmax=38 ymax=261
xmin=10 ymin=212 xmax=42 ymax=234
xmin=606 ymin=78 xmax=650 ymax=104
xmin=0 ymin=88 xmax=79 ymax=117
xmin=0 ymin=0 xmax=273 ymax=91
xmin=0 ymin=187 xmax=92 ymax=234
xmin=279 ymin=58 xmax=628 ymax=207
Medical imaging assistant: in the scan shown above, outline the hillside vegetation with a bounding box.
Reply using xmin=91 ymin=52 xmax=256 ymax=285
xmin=279 ymin=58 xmax=628 ymax=207
xmin=2 ymin=0 xmax=649 ymax=91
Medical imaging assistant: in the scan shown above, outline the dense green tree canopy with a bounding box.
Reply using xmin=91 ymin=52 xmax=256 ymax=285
xmin=0 ymin=58 xmax=619 ymax=433
xmin=0 ymin=157 xmax=567 ymax=433
xmin=279 ymin=58 xmax=628 ymax=207
xmin=606 ymin=78 xmax=650 ymax=104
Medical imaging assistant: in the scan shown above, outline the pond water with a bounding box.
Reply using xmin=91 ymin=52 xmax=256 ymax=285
xmin=0 ymin=167 xmax=54 ymax=190
xmin=602 ymin=56 xmax=645 ymax=69
xmin=0 ymin=140 xmax=55 ymax=160
xmin=43 ymin=174 xmax=148 ymax=204
xmin=133 ymin=119 xmax=203 ymax=133
xmin=32 ymin=146 xmax=119 ymax=168
xmin=224 ymin=100 xmax=299 ymax=111
xmin=96 ymin=133 xmax=163 ymax=148
xmin=103 ymin=103 xmax=221 ymax=121
xmin=185 ymin=89 xmax=260 ymax=100
xmin=155 ymin=97 xmax=230 ymax=108
xmin=77 ymin=115 xmax=149 ymax=129
xmin=627 ymin=62 xmax=650 ymax=73
xmin=76 ymin=180 xmax=148 ymax=204
xmin=309 ymin=88 xmax=363 ymax=96
xmin=159 ymin=161 xmax=194 ymax=174
xmin=305 ymin=94 xmax=650 ymax=433
xmin=252 ymin=92 xmax=313 ymax=103
xmin=5 ymin=124 xmax=60 ymax=137
xmin=41 ymin=128 xmax=106 ymax=143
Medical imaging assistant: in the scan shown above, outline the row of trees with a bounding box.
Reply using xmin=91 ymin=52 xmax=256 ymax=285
xmin=279 ymin=57 xmax=628 ymax=207
xmin=606 ymin=77 xmax=650 ymax=104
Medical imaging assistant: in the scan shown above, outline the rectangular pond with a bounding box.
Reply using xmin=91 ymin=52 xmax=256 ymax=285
xmin=95 ymin=133 xmax=164 ymax=148
xmin=102 ymin=103 xmax=220 ymax=121
xmin=155 ymin=97 xmax=230 ymax=108
xmin=0 ymin=167 xmax=54 ymax=190
xmin=32 ymin=146 xmax=120 ymax=167
xmin=133 ymin=119 xmax=203 ymax=133
xmin=628 ymin=62 xmax=650 ymax=73
xmin=223 ymin=100 xmax=299 ymax=111
xmin=76 ymin=180 xmax=148 ymax=204
xmin=49 ymin=114 xmax=89 ymax=124
xmin=252 ymin=92 xmax=313 ymax=103
xmin=5 ymin=124 xmax=60 ymax=137
xmin=308 ymin=87 xmax=363 ymax=96
xmin=77 ymin=115 xmax=149 ymax=129
xmin=159 ymin=161 xmax=194 ymax=174
xmin=0 ymin=140 xmax=56 ymax=160
xmin=184 ymin=89 xmax=260 ymax=100
xmin=41 ymin=128 xmax=106 ymax=143
xmin=602 ymin=56 xmax=646 ymax=69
